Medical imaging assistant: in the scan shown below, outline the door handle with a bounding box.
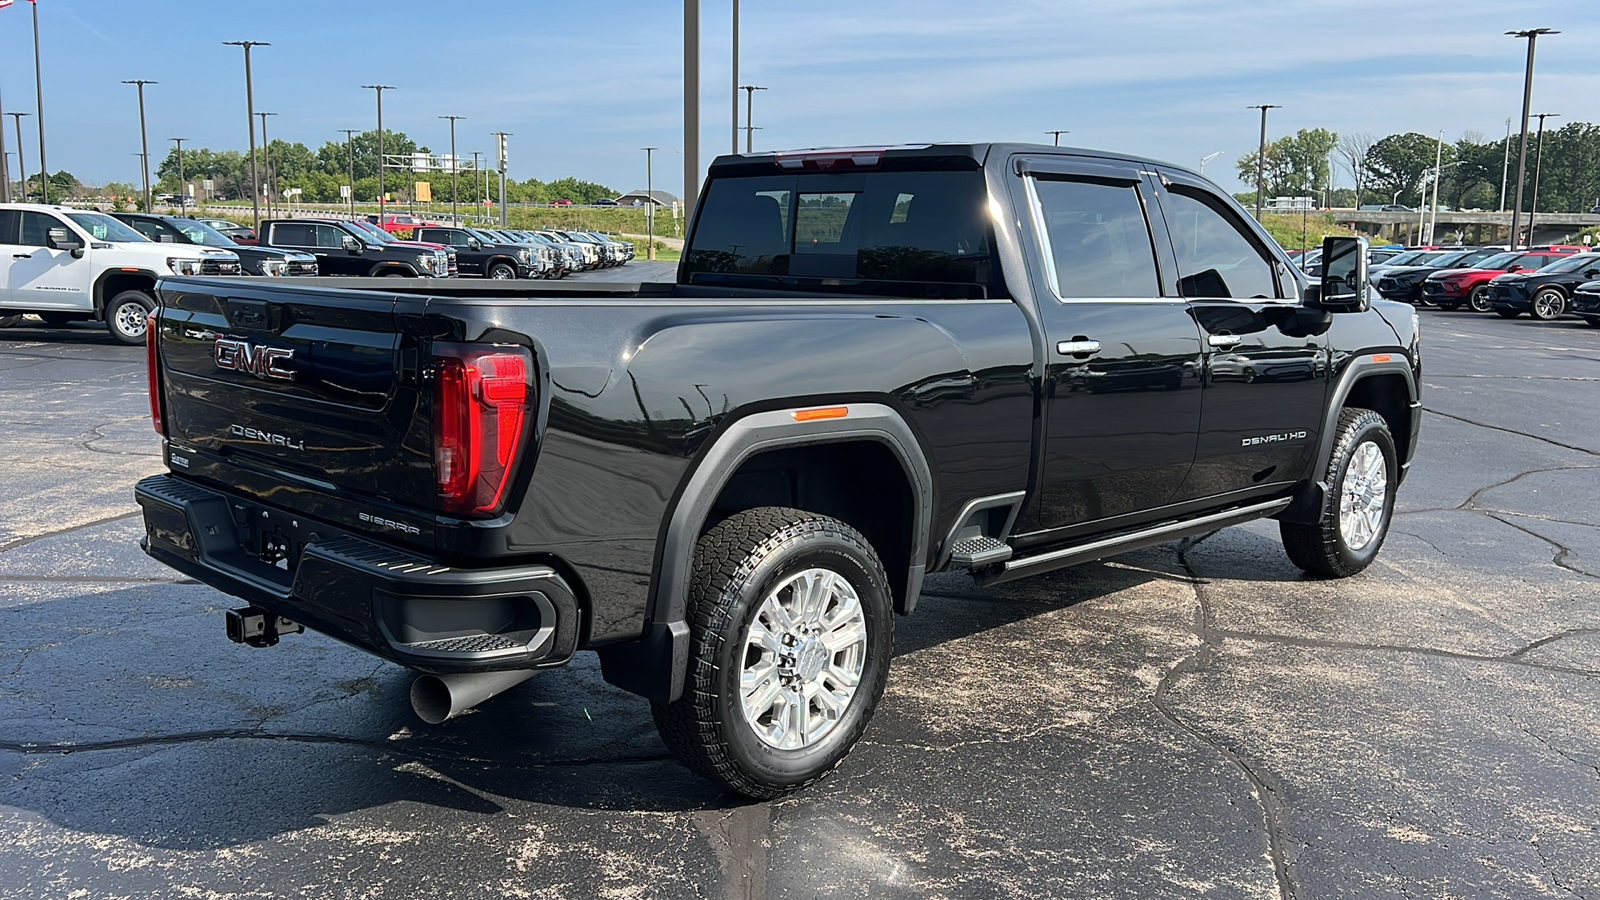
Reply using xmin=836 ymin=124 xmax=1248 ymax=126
xmin=12 ymin=253 xmax=32 ymax=259
xmin=1056 ymin=339 xmax=1101 ymax=356
xmin=1207 ymin=333 xmax=1242 ymax=348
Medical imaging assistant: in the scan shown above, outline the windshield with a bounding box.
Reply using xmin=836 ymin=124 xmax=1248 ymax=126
xmin=1383 ymin=250 xmax=1430 ymax=266
xmin=1536 ymin=254 xmax=1598 ymax=274
xmin=1473 ymin=252 xmax=1521 ymax=270
xmin=469 ymin=228 xmax=505 ymax=244
xmin=66 ymin=212 xmax=148 ymax=243
xmin=348 ymin=219 xmax=398 ymax=243
xmin=172 ymin=219 xmax=239 ymax=248
xmin=1426 ymin=251 xmax=1473 ymax=268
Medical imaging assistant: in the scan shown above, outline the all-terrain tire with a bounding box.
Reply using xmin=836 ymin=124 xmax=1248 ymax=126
xmin=105 ymin=290 xmax=154 ymax=345
xmin=652 ymin=507 xmax=894 ymax=799
xmin=1280 ymin=408 xmax=1397 ymax=578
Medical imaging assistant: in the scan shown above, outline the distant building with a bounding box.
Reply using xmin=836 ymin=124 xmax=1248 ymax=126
xmin=615 ymin=189 xmax=678 ymax=208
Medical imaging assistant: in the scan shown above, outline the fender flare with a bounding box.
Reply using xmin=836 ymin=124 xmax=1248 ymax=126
xmin=598 ymin=402 xmax=934 ymax=704
xmin=367 ymin=262 xmax=418 ymax=277
xmin=93 ymin=269 xmax=160 ymax=317
xmin=1278 ymin=355 xmax=1418 ymax=525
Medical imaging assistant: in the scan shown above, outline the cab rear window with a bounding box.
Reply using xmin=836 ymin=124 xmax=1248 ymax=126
xmin=683 ymin=171 xmax=1002 ymax=297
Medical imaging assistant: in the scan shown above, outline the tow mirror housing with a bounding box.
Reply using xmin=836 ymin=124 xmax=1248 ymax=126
xmin=342 ymin=235 xmax=362 ymax=253
xmin=1309 ymin=235 xmax=1370 ymax=312
xmin=47 ymin=227 xmax=86 ymax=258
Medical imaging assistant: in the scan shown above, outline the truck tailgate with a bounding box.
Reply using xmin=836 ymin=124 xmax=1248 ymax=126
xmin=154 ymin=280 xmax=432 ymax=509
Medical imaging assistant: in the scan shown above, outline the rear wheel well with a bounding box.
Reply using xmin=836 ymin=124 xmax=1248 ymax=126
xmin=1343 ymin=373 xmax=1413 ymax=465
xmin=94 ymin=272 xmax=156 ymax=318
xmin=705 ymin=441 xmax=915 ymax=613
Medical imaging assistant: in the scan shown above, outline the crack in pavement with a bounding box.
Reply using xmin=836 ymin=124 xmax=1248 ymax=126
xmin=0 ymin=511 xmax=143 ymax=554
xmin=1155 ymin=530 xmax=1300 ymax=900
xmin=0 ymin=730 xmax=675 ymax=770
xmin=1484 ymin=513 xmax=1600 ymax=580
xmin=1424 ymin=407 xmax=1598 ymax=457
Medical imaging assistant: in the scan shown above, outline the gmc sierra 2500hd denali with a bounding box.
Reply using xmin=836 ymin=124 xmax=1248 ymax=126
xmin=136 ymin=143 xmax=1421 ymax=798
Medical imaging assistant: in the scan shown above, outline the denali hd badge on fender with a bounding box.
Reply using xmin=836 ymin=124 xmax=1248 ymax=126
xmin=214 ymin=338 xmax=294 ymax=381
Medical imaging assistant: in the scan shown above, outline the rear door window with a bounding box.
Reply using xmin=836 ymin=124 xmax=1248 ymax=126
xmin=272 ymin=222 xmax=315 ymax=247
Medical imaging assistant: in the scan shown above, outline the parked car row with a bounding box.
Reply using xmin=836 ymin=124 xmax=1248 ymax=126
xmin=1364 ymin=240 xmax=1600 ymax=324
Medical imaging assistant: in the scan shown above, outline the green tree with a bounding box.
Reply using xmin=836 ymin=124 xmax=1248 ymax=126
xmin=1364 ymin=133 xmax=1451 ymax=207
xmin=1236 ymin=128 xmax=1338 ymax=200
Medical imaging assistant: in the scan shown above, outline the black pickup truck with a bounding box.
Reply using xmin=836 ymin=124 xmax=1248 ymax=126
xmin=136 ymin=143 xmax=1421 ymax=798
xmin=412 ymin=225 xmax=543 ymax=279
xmin=256 ymin=217 xmax=454 ymax=277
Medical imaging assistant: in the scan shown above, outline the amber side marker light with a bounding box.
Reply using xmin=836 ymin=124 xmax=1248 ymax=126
xmin=793 ymin=406 xmax=848 ymax=421
xmin=1370 ymin=354 xmax=1393 ymax=363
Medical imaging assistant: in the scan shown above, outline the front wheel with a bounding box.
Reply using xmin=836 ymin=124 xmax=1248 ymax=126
xmin=1280 ymin=408 xmax=1397 ymax=578
xmin=105 ymin=290 xmax=154 ymax=345
xmin=652 ymin=507 xmax=894 ymax=799
xmin=1468 ymin=285 xmax=1493 ymax=312
xmin=1530 ymin=287 xmax=1567 ymax=321
xmin=488 ymin=262 xmax=517 ymax=280
xmin=0 ymin=314 xmax=21 ymax=329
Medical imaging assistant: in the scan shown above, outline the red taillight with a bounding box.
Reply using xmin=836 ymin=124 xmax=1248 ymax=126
xmin=146 ymin=309 xmax=164 ymax=435
xmin=432 ymin=342 xmax=534 ymax=517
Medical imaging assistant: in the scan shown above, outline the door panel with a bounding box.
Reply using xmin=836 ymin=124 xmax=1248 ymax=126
xmin=1152 ymin=169 xmax=1329 ymax=500
xmin=1024 ymin=164 xmax=1205 ymax=531
xmin=9 ymin=212 xmax=90 ymax=309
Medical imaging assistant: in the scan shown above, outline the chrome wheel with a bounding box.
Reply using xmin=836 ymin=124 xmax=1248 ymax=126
xmin=115 ymin=301 xmax=149 ymax=340
xmin=1339 ymin=440 xmax=1388 ymax=551
xmin=489 ymin=264 xmax=515 ymax=280
xmin=738 ymin=567 xmax=867 ymax=751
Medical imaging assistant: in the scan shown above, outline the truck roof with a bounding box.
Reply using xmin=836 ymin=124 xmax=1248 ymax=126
xmin=707 ymin=142 xmax=1207 ymax=182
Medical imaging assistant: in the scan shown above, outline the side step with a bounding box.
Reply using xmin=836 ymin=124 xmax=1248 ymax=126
xmin=949 ymin=536 xmax=1013 ymax=568
xmin=973 ymin=498 xmax=1291 ymax=586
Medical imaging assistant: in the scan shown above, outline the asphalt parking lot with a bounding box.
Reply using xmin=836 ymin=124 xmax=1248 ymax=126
xmin=1 ymin=302 xmax=1597 ymax=900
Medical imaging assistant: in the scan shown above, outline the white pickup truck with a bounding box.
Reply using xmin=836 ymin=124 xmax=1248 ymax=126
xmin=0 ymin=203 xmax=241 ymax=344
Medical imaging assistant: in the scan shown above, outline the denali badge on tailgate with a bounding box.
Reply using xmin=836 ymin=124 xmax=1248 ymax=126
xmin=214 ymin=338 xmax=294 ymax=381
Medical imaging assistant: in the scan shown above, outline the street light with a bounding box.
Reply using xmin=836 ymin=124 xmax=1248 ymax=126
xmin=362 ymin=85 xmax=396 ymax=220
xmin=1528 ymin=112 xmax=1559 ymax=241
xmin=5 ymin=112 xmax=29 ymax=202
xmin=439 ymin=115 xmax=464 ymax=224
xmin=1046 ymin=130 xmax=1069 ymax=147
xmin=0 ymin=81 xmax=9 ymax=203
xmin=255 ymin=112 xmax=277 ymax=217
xmin=739 ymin=85 xmax=767 ymax=153
xmin=168 ymin=137 xmax=188 ymax=210
xmin=1247 ymin=104 xmax=1281 ymax=220
xmin=1200 ymin=150 xmax=1221 ymax=174
xmin=731 ymin=0 xmax=740 ymax=154
xmin=340 ymin=128 xmax=358 ymax=217
xmin=1507 ymin=28 xmax=1558 ymax=249
xmin=121 ymin=80 xmax=156 ymax=213
xmin=223 ymin=41 xmax=269 ymax=230
xmin=28 ymin=0 xmax=48 ymax=204
xmin=642 ymin=147 xmax=658 ymax=260
xmin=684 ymin=0 xmax=700 ymax=212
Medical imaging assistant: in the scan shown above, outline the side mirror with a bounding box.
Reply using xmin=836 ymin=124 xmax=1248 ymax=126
xmin=1309 ymin=235 xmax=1370 ymax=313
xmin=342 ymin=236 xmax=362 ymax=253
xmin=467 ymin=238 xmax=482 ymax=250
xmin=47 ymin=227 xmax=85 ymax=257
xmin=1507 ymin=264 xmax=1522 ymax=272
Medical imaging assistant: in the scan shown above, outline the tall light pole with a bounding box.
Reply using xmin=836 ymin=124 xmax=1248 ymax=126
xmin=684 ymin=0 xmax=700 ymax=213
xmin=1507 ymin=28 xmax=1557 ymax=250
xmin=739 ymin=85 xmax=766 ymax=153
xmin=0 ymin=80 xmax=9 ymax=203
xmin=470 ymin=151 xmax=483 ymax=208
xmin=169 ymin=137 xmax=188 ymax=210
xmin=492 ymin=131 xmax=510 ymax=226
xmin=5 ymin=113 xmax=27 ymax=202
xmin=30 ymin=0 xmax=48 ymax=204
xmin=1045 ymin=130 xmax=1069 ymax=147
xmin=1426 ymin=131 xmax=1443 ymax=244
xmin=340 ymin=128 xmax=358 ymax=217
xmin=1528 ymin=112 xmax=1559 ymax=242
xmin=255 ymin=111 xmax=277 ymax=218
xmin=224 ymin=41 xmax=268 ymax=229
xmin=1498 ymin=117 xmax=1512 ymax=213
xmin=362 ymin=85 xmax=395 ymax=220
xmin=1247 ymin=104 xmax=1280 ymax=221
xmin=643 ymin=147 xmax=657 ymax=260
xmin=1200 ymin=150 xmax=1221 ymax=174
xmin=439 ymin=115 xmax=464 ymax=224
xmin=731 ymin=0 xmax=739 ymax=155
xmin=121 ymin=80 xmax=156 ymax=213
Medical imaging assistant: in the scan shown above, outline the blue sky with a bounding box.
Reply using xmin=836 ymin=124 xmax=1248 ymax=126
xmin=0 ymin=0 xmax=1595 ymax=197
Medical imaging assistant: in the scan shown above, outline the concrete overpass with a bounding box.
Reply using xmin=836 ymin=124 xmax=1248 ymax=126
xmin=1324 ymin=210 xmax=1600 ymax=246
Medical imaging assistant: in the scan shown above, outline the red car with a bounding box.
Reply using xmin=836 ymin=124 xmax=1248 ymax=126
xmin=551 ymin=199 xmax=573 ymax=207
xmin=365 ymin=213 xmax=437 ymax=234
xmin=1422 ymin=250 xmax=1577 ymax=312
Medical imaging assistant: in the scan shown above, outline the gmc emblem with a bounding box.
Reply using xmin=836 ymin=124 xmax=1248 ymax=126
xmin=214 ymin=338 xmax=294 ymax=381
